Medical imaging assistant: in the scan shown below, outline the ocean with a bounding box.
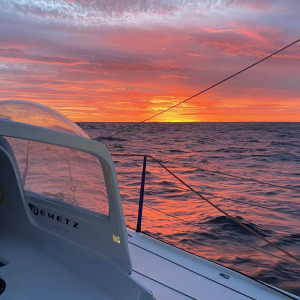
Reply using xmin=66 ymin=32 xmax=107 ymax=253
xmin=78 ymin=122 xmax=300 ymax=296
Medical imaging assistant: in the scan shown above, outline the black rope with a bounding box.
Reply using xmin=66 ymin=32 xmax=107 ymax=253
xmin=117 ymin=154 xmax=300 ymax=276
xmin=114 ymin=153 xmax=300 ymax=264
xmin=161 ymin=159 xmax=300 ymax=193
xmin=127 ymin=199 xmax=300 ymax=277
xmin=130 ymin=242 xmax=255 ymax=299
xmin=131 ymin=269 xmax=197 ymax=299
xmin=112 ymin=153 xmax=300 ymax=218
xmin=151 ymin=155 xmax=300 ymax=264
xmin=108 ymin=38 xmax=300 ymax=138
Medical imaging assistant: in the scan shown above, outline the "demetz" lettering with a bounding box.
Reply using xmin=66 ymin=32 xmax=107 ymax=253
xmin=28 ymin=203 xmax=79 ymax=229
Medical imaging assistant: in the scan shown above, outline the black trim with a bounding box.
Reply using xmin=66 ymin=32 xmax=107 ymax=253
xmin=129 ymin=240 xmax=254 ymax=300
xmin=129 ymin=230 xmax=299 ymax=300
xmin=0 ymin=278 xmax=6 ymax=295
xmin=132 ymin=269 xmax=197 ymax=299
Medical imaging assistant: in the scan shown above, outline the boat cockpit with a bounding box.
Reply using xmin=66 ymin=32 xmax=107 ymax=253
xmin=0 ymin=100 xmax=153 ymax=299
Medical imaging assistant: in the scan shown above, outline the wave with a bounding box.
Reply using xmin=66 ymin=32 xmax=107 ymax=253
xmin=275 ymin=234 xmax=300 ymax=247
xmin=94 ymin=136 xmax=126 ymax=142
xmin=202 ymin=215 xmax=273 ymax=238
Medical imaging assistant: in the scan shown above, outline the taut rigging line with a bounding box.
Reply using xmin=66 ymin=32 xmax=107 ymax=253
xmin=108 ymin=38 xmax=300 ymax=138
xmin=112 ymin=153 xmax=300 ymax=264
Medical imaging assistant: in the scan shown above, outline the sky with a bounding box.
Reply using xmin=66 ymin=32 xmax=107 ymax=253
xmin=0 ymin=0 xmax=299 ymax=122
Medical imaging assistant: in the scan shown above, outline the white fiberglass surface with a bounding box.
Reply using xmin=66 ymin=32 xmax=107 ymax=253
xmin=0 ymin=100 xmax=88 ymax=137
xmin=7 ymin=137 xmax=108 ymax=215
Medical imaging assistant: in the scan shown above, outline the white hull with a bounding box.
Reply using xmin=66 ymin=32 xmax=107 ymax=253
xmin=128 ymin=229 xmax=299 ymax=300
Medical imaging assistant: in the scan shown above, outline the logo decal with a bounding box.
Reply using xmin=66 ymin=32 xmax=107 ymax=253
xmin=28 ymin=203 xmax=39 ymax=215
xmin=28 ymin=203 xmax=79 ymax=229
xmin=0 ymin=184 xmax=4 ymax=203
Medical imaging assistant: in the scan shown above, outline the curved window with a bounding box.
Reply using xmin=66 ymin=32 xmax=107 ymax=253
xmin=0 ymin=100 xmax=88 ymax=137
xmin=6 ymin=137 xmax=108 ymax=216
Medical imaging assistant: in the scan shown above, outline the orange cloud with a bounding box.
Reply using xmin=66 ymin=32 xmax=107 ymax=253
xmin=0 ymin=0 xmax=299 ymax=122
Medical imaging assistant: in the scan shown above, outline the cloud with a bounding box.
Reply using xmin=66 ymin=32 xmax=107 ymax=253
xmin=0 ymin=48 xmax=83 ymax=65
xmin=0 ymin=0 xmax=236 ymax=26
xmin=0 ymin=0 xmax=299 ymax=121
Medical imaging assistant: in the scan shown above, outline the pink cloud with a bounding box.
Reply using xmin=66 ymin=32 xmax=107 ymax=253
xmin=0 ymin=48 xmax=84 ymax=65
xmin=0 ymin=0 xmax=299 ymax=121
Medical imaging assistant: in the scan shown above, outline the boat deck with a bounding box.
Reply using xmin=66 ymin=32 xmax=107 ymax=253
xmin=0 ymin=226 xmax=298 ymax=300
xmin=0 ymin=228 xmax=113 ymax=300
xmin=128 ymin=229 xmax=298 ymax=300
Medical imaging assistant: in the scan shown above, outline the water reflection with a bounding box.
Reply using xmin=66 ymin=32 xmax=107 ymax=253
xmin=79 ymin=121 xmax=300 ymax=296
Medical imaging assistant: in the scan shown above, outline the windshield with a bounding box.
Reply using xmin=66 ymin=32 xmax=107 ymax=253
xmin=6 ymin=137 xmax=108 ymax=216
xmin=0 ymin=100 xmax=88 ymax=137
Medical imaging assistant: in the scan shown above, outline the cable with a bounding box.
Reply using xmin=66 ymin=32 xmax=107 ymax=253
xmin=116 ymin=153 xmax=300 ymax=264
xmin=154 ymin=157 xmax=300 ymax=264
xmin=126 ymin=198 xmax=300 ymax=276
xmin=117 ymin=153 xmax=300 ymax=278
xmin=108 ymin=38 xmax=300 ymax=138
xmin=112 ymin=153 xmax=300 ymax=218
xmin=160 ymin=159 xmax=300 ymax=193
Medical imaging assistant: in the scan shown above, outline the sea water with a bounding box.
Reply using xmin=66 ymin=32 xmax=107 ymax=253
xmin=79 ymin=122 xmax=300 ymax=296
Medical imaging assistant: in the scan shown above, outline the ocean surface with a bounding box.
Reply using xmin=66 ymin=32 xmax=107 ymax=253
xmin=78 ymin=122 xmax=300 ymax=296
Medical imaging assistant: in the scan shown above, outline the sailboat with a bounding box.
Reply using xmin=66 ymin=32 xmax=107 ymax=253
xmin=0 ymin=100 xmax=299 ymax=299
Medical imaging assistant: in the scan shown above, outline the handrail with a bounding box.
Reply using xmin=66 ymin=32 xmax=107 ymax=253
xmin=111 ymin=153 xmax=300 ymax=265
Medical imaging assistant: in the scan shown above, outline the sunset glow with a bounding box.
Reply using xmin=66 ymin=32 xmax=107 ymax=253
xmin=0 ymin=0 xmax=299 ymax=122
